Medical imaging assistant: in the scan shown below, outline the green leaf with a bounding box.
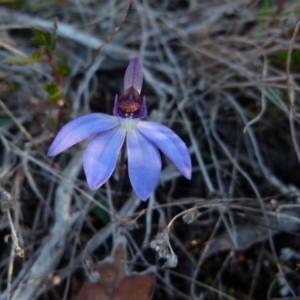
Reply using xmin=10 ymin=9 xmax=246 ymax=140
xmin=43 ymin=82 xmax=64 ymax=106
xmin=43 ymin=82 xmax=59 ymax=96
xmin=32 ymin=20 xmax=57 ymax=51
xmin=32 ymin=50 xmax=42 ymax=61
xmin=4 ymin=56 xmax=39 ymax=65
xmin=57 ymin=63 xmax=71 ymax=78
xmin=4 ymin=49 xmax=42 ymax=65
xmin=33 ymin=27 xmax=52 ymax=48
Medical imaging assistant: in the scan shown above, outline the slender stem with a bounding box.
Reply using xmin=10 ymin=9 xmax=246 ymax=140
xmin=89 ymin=0 xmax=134 ymax=65
xmin=114 ymin=142 xmax=127 ymax=203
xmin=57 ymin=104 xmax=64 ymax=131
xmin=44 ymin=50 xmax=65 ymax=131
xmin=45 ymin=50 xmax=62 ymax=86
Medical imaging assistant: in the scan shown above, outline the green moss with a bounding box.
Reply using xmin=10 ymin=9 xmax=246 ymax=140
xmin=0 ymin=116 xmax=12 ymax=127
xmin=92 ymin=195 xmax=110 ymax=224
xmin=227 ymin=287 xmax=237 ymax=299
xmin=7 ymin=82 xmax=19 ymax=93
xmin=202 ymin=151 xmax=213 ymax=163
xmin=258 ymin=0 xmax=271 ymax=20
xmin=270 ymin=48 xmax=300 ymax=71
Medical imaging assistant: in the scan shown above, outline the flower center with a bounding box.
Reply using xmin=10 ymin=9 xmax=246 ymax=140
xmin=118 ymin=87 xmax=141 ymax=113
xmin=113 ymin=86 xmax=147 ymax=120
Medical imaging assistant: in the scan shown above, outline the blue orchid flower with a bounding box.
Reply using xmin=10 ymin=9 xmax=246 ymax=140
xmin=48 ymin=58 xmax=191 ymax=200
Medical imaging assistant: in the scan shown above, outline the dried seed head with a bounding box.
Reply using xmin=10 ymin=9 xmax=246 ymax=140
xmin=150 ymin=229 xmax=178 ymax=268
xmin=182 ymin=209 xmax=201 ymax=224
xmin=16 ymin=246 xmax=25 ymax=258
xmin=163 ymin=251 xmax=178 ymax=268
xmin=119 ymin=217 xmax=138 ymax=230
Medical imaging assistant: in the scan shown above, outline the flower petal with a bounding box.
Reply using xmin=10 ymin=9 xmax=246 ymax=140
xmin=83 ymin=126 xmax=126 ymax=189
xmin=47 ymin=113 xmax=119 ymax=156
xmin=127 ymin=129 xmax=161 ymax=200
xmin=137 ymin=121 xmax=191 ymax=179
xmin=124 ymin=58 xmax=143 ymax=94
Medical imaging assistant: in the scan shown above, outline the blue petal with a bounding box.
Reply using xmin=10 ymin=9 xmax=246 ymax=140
xmin=137 ymin=121 xmax=191 ymax=179
xmin=84 ymin=126 xmax=126 ymax=189
xmin=127 ymin=129 xmax=161 ymax=200
xmin=124 ymin=58 xmax=143 ymax=94
xmin=47 ymin=114 xmax=119 ymax=156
